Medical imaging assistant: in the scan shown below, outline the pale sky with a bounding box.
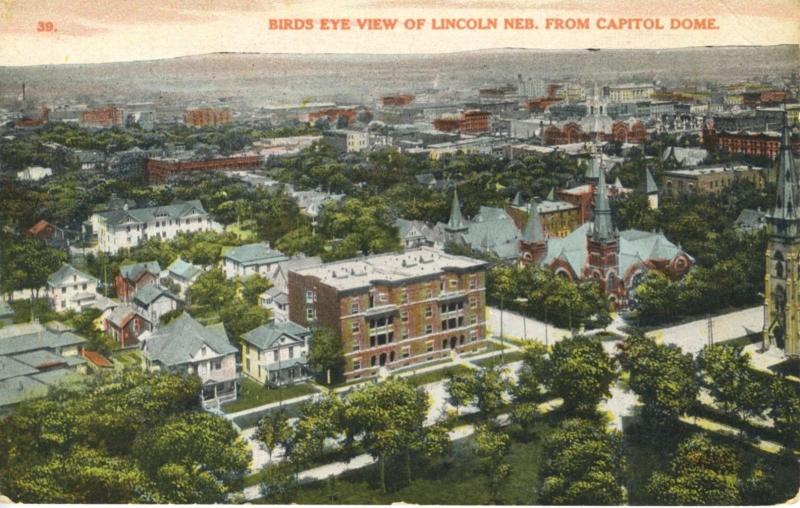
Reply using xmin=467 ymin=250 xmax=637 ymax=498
xmin=0 ymin=0 xmax=798 ymax=66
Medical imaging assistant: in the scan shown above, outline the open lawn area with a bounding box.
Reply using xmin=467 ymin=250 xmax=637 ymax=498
xmin=221 ymin=378 xmax=318 ymax=414
xmin=110 ymin=349 xmax=142 ymax=368
xmin=470 ymin=350 xmax=526 ymax=369
xmin=259 ymin=418 xmax=555 ymax=505
xmin=402 ymin=365 xmax=474 ymax=387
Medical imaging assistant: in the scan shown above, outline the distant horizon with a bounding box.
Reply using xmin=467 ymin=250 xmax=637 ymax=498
xmin=1 ymin=43 xmax=797 ymax=69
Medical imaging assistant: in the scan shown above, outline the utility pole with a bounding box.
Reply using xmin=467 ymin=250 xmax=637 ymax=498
xmin=707 ymin=317 xmax=713 ymax=346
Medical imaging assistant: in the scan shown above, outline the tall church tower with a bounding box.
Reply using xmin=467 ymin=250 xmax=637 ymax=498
xmin=518 ymin=198 xmax=547 ymax=265
xmin=586 ymin=166 xmax=620 ymax=300
xmin=444 ymin=188 xmax=469 ymax=244
xmin=764 ymin=112 xmax=800 ymax=356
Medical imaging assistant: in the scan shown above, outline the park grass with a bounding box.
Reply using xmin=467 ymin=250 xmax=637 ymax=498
xmin=402 ymin=365 xmax=474 ymax=387
xmin=110 ymin=349 xmax=142 ymax=368
xmin=221 ymin=378 xmax=318 ymax=414
xmin=623 ymin=418 xmax=799 ymax=505
xmin=470 ymin=350 xmax=527 ymax=369
xmin=225 ymin=221 xmax=259 ymax=241
xmin=259 ymin=418 xmax=556 ymax=505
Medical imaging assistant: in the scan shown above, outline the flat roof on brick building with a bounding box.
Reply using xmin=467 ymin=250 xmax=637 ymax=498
xmin=291 ymin=247 xmax=487 ymax=291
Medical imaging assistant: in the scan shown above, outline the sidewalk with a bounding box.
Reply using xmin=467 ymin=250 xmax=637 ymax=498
xmin=240 ymin=397 xmax=563 ymax=501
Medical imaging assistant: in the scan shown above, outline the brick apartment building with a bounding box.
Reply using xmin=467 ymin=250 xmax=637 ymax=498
xmin=146 ymin=154 xmax=262 ymax=183
xmin=307 ymin=107 xmax=359 ymax=126
xmin=379 ymin=94 xmax=415 ymax=107
xmin=184 ymin=108 xmax=232 ymax=127
xmin=662 ymin=164 xmax=765 ymax=198
xmin=433 ymin=110 xmax=491 ymax=135
xmin=288 ymin=247 xmax=488 ymax=381
xmin=80 ymin=106 xmax=123 ymax=128
xmin=716 ymin=130 xmax=800 ymax=160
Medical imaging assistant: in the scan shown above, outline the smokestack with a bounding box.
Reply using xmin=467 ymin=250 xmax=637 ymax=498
xmin=22 ymin=83 xmax=25 ymax=102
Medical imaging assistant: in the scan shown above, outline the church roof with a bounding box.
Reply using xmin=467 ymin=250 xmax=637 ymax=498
xmin=521 ymin=199 xmax=545 ymax=243
xmin=446 ymin=189 xmax=468 ymax=231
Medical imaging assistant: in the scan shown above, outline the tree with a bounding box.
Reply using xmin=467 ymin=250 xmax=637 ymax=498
xmin=306 ymin=327 xmax=345 ymax=385
xmin=241 ymin=275 xmax=272 ymax=306
xmin=539 ymin=418 xmax=626 ymax=505
xmin=0 ymin=370 xmax=249 ymax=504
xmin=188 ymin=268 xmax=237 ymax=311
xmin=0 ymin=237 xmax=66 ymax=299
xmin=618 ymin=333 xmax=699 ymax=423
xmin=544 ymin=335 xmax=617 ymax=415
xmin=446 ymin=370 xmax=476 ymax=416
xmin=343 ymin=379 xmax=433 ymax=492
xmin=513 ymin=342 xmax=548 ymax=403
xmin=254 ymin=410 xmax=292 ymax=461
xmin=445 ymin=367 xmax=508 ymax=421
xmin=696 ymin=344 xmax=770 ymax=423
xmin=769 ymin=377 xmax=800 ymax=447
xmin=286 ymin=394 xmax=343 ymax=472
xmin=647 ymin=433 xmax=741 ymax=505
xmin=219 ymin=302 xmax=271 ymax=343
xmin=259 ymin=462 xmax=298 ymax=503
xmin=131 ymin=412 xmax=250 ymax=503
xmin=473 ymin=424 xmax=511 ymax=503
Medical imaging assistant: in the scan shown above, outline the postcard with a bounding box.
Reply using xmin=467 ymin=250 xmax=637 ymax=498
xmin=0 ymin=0 xmax=798 ymax=505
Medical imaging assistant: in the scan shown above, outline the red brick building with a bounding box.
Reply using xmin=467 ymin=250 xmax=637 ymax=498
xmin=525 ymin=97 xmax=562 ymax=113
xmin=379 ymin=94 xmax=415 ymax=107
xmin=717 ymin=130 xmax=800 ymax=160
xmin=308 ymin=108 xmax=358 ymax=126
xmin=115 ymin=261 xmax=161 ymax=302
xmin=81 ymin=106 xmax=123 ymax=128
xmin=543 ymin=120 xmax=647 ymax=145
xmin=288 ymin=248 xmax=488 ymax=381
xmin=433 ymin=110 xmax=491 ymax=135
xmin=184 ymin=108 xmax=232 ymax=127
xmin=14 ymin=106 xmax=49 ymax=129
xmin=103 ymin=306 xmax=148 ymax=349
xmin=146 ymin=154 xmax=262 ymax=183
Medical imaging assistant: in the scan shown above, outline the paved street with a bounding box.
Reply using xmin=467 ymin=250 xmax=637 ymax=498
xmin=647 ymin=306 xmax=763 ymax=354
xmin=487 ymin=306 xmax=571 ymax=344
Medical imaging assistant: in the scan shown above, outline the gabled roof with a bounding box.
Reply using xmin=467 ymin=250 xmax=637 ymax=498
xmin=29 ymin=219 xmax=53 ymax=235
xmin=132 ymin=285 xmax=181 ymax=307
xmin=223 ymin=242 xmax=288 ymax=266
xmin=11 ymin=350 xmax=84 ymax=370
xmin=82 ymin=350 xmax=113 ymax=368
xmin=47 ymin=264 xmax=98 ymax=287
xmin=105 ymin=305 xmax=138 ymax=328
xmin=166 ymin=258 xmax=202 ymax=281
xmin=119 ymin=261 xmax=161 ymax=282
xmin=241 ymin=321 xmax=310 ymax=350
xmin=143 ymin=313 xmax=236 ymax=367
xmin=0 ymin=356 xmax=39 ymax=381
xmin=0 ymin=323 xmax=87 ymax=356
xmin=95 ymin=200 xmax=207 ymax=227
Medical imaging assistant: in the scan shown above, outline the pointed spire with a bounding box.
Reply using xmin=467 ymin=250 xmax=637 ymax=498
xmin=613 ymin=176 xmax=624 ymax=190
xmin=771 ymin=110 xmax=800 ymax=221
xmin=645 ymin=167 xmax=658 ymax=194
xmin=546 ymin=187 xmax=555 ymax=201
xmin=591 ymin=165 xmax=615 ymax=243
xmin=522 ymin=199 xmax=545 ymax=243
xmin=512 ymin=191 xmax=523 ymax=207
xmin=446 ymin=188 xmax=467 ymax=231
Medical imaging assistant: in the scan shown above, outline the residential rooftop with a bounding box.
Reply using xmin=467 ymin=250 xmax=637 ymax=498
xmin=223 ymin=242 xmax=289 ymax=266
xmin=663 ymin=164 xmax=764 ymax=177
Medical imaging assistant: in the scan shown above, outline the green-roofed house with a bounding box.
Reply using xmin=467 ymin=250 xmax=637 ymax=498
xmin=91 ymin=200 xmax=213 ymax=254
xmin=241 ymin=321 xmax=311 ymax=386
xmin=131 ymin=285 xmax=182 ymax=330
xmin=0 ymin=321 xmax=88 ymax=414
xmin=222 ymin=242 xmax=289 ymax=280
xmin=163 ymin=258 xmax=203 ymax=296
xmin=140 ymin=313 xmax=238 ymax=407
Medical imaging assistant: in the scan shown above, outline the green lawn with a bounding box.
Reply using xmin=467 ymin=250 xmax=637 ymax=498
xmin=623 ymin=419 xmax=799 ymax=504
xmin=401 ymin=365 xmax=474 ymax=386
xmin=221 ymin=378 xmax=318 ymax=414
xmin=470 ymin=350 xmax=527 ymax=369
xmin=259 ymin=419 xmax=555 ymax=505
xmin=110 ymin=349 xmax=143 ymax=368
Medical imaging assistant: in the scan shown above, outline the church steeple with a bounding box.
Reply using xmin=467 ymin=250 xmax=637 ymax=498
xmin=522 ymin=199 xmax=545 ymax=242
xmin=770 ymin=113 xmax=800 ymax=224
xmin=591 ymin=163 xmax=615 ymax=243
xmin=446 ymin=188 xmax=468 ymax=232
xmin=764 ymin=110 xmax=800 ymax=357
